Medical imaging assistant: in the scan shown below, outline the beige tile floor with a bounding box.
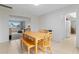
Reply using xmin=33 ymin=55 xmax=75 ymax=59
xmin=0 ymin=34 xmax=79 ymax=54
xmin=53 ymin=34 xmax=79 ymax=54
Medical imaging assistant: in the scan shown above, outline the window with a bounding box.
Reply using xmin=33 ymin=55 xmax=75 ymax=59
xmin=9 ymin=21 xmax=21 ymax=28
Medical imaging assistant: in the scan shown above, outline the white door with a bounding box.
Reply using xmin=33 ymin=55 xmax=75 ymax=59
xmin=66 ymin=20 xmax=71 ymax=38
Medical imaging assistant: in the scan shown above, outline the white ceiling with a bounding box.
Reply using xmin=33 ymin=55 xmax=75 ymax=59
xmin=7 ymin=4 xmax=70 ymax=16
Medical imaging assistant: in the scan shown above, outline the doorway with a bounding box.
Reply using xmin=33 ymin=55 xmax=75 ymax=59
xmin=65 ymin=12 xmax=76 ymax=47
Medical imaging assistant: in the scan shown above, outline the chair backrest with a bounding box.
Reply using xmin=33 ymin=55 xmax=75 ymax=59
xmin=44 ymin=32 xmax=52 ymax=39
xmin=43 ymin=32 xmax=52 ymax=45
xmin=39 ymin=29 xmax=49 ymax=33
xmin=44 ymin=33 xmax=50 ymax=39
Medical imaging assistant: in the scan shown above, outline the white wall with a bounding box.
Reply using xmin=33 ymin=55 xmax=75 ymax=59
xmin=31 ymin=17 xmax=40 ymax=31
xmin=76 ymin=18 xmax=79 ymax=47
xmin=39 ymin=5 xmax=78 ymax=42
xmin=39 ymin=12 xmax=66 ymax=42
xmin=76 ymin=8 xmax=79 ymax=48
xmin=0 ymin=7 xmax=11 ymax=42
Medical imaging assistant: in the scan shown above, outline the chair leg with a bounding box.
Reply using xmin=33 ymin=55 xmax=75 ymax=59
xmin=49 ymin=47 xmax=52 ymax=54
xmin=28 ymin=47 xmax=30 ymax=54
xmin=42 ymin=47 xmax=46 ymax=54
xmin=49 ymin=41 xmax=53 ymax=53
xmin=20 ymin=40 xmax=23 ymax=49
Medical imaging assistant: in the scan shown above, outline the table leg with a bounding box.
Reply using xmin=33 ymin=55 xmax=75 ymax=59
xmin=35 ymin=40 xmax=38 ymax=54
xmin=42 ymin=40 xmax=46 ymax=54
xmin=20 ymin=40 xmax=22 ymax=48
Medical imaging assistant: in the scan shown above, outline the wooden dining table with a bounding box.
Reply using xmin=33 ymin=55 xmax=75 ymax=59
xmin=24 ymin=31 xmax=46 ymax=54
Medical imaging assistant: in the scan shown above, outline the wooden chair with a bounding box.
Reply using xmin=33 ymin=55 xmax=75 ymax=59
xmin=38 ymin=29 xmax=49 ymax=33
xmin=38 ymin=32 xmax=53 ymax=53
xmin=21 ymin=34 xmax=35 ymax=54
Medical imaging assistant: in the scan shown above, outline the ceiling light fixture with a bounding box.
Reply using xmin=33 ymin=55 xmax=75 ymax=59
xmin=33 ymin=3 xmax=40 ymax=6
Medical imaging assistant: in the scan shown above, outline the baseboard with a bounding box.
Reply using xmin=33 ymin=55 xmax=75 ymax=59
xmin=0 ymin=40 xmax=9 ymax=43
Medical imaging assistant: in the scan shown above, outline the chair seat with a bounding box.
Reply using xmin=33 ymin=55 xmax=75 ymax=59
xmin=21 ymin=38 xmax=35 ymax=48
